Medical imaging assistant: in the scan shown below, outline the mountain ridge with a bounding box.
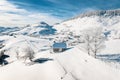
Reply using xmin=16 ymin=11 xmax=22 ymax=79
xmin=64 ymin=9 xmax=120 ymax=22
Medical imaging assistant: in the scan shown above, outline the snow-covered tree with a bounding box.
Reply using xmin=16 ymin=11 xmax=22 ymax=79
xmin=90 ymin=27 xmax=105 ymax=58
xmin=83 ymin=29 xmax=93 ymax=55
xmin=83 ymin=27 xmax=105 ymax=58
xmin=23 ymin=46 xmax=35 ymax=62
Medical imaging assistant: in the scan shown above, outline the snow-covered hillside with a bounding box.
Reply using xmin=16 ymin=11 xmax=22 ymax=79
xmin=54 ymin=9 xmax=120 ymax=35
xmin=0 ymin=47 xmax=120 ymax=80
xmin=0 ymin=35 xmax=51 ymax=62
xmin=13 ymin=22 xmax=56 ymax=36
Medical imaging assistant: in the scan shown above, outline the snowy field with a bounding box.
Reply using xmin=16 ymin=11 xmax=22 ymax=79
xmin=0 ymin=34 xmax=120 ymax=80
xmin=1 ymin=46 xmax=120 ymax=80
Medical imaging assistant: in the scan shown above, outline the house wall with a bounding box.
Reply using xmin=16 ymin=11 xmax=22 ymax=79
xmin=53 ymin=48 xmax=63 ymax=53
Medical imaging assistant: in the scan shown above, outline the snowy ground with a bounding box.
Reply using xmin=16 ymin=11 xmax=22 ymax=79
xmin=0 ymin=35 xmax=120 ymax=80
xmin=1 ymin=47 xmax=120 ymax=80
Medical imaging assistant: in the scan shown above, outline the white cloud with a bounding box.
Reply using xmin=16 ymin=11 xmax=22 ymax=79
xmin=0 ymin=0 xmax=61 ymax=27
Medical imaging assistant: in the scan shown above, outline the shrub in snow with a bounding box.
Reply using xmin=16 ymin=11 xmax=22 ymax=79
xmin=16 ymin=46 xmax=35 ymax=62
xmin=23 ymin=46 xmax=35 ymax=62
xmin=0 ymin=50 xmax=9 ymax=66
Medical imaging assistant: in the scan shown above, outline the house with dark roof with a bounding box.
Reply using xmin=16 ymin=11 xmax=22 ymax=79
xmin=52 ymin=42 xmax=67 ymax=53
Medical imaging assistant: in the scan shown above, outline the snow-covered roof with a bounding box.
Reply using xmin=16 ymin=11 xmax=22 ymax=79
xmin=53 ymin=42 xmax=67 ymax=48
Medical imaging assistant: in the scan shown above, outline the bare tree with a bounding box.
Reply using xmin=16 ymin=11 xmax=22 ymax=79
xmin=83 ymin=27 xmax=105 ymax=58
xmin=90 ymin=28 xmax=105 ymax=58
xmin=83 ymin=29 xmax=93 ymax=55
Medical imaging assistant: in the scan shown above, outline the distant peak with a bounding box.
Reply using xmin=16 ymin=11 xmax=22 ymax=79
xmin=40 ymin=21 xmax=49 ymax=26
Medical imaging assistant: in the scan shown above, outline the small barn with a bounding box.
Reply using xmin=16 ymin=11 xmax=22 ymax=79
xmin=52 ymin=42 xmax=67 ymax=53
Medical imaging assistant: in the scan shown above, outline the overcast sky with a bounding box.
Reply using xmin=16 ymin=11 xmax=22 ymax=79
xmin=0 ymin=0 xmax=120 ymax=27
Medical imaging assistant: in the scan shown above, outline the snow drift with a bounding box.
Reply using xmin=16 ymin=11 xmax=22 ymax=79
xmin=0 ymin=47 xmax=120 ymax=80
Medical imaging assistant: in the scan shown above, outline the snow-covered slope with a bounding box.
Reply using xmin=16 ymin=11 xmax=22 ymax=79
xmin=0 ymin=35 xmax=51 ymax=62
xmin=0 ymin=47 xmax=120 ymax=80
xmin=54 ymin=9 xmax=120 ymax=34
xmin=56 ymin=47 xmax=120 ymax=80
xmin=100 ymin=39 xmax=120 ymax=54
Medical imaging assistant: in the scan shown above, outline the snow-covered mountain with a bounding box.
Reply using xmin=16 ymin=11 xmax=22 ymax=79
xmin=0 ymin=27 xmax=20 ymax=35
xmin=13 ymin=22 xmax=56 ymax=36
xmin=54 ymin=9 xmax=120 ymax=38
